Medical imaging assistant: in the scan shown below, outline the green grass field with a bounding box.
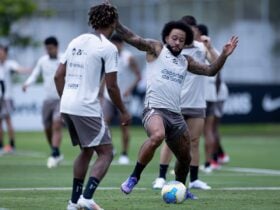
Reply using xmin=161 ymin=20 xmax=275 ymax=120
xmin=0 ymin=124 xmax=280 ymax=210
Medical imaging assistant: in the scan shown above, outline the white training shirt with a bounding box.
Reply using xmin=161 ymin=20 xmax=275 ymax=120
xmin=144 ymin=45 xmax=187 ymax=113
xmin=204 ymin=49 xmax=228 ymax=102
xmin=104 ymin=49 xmax=136 ymax=102
xmin=217 ymin=82 xmax=229 ymax=102
xmin=60 ymin=33 xmax=118 ymax=117
xmin=0 ymin=60 xmax=20 ymax=99
xmin=24 ymin=54 xmax=62 ymax=100
xmin=180 ymin=41 xmax=207 ymax=109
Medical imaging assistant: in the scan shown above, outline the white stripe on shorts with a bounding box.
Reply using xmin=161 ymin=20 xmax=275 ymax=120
xmin=88 ymin=118 xmax=106 ymax=147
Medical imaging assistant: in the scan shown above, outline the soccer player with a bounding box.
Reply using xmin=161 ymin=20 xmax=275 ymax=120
xmin=0 ymin=45 xmax=30 ymax=155
xmin=197 ymin=24 xmax=230 ymax=171
xmin=54 ymin=4 xmax=130 ymax=210
xmin=22 ymin=36 xmax=64 ymax=168
xmin=115 ymin=15 xmax=238 ymax=196
xmin=152 ymin=15 xmax=218 ymax=190
xmin=101 ymin=34 xmax=141 ymax=165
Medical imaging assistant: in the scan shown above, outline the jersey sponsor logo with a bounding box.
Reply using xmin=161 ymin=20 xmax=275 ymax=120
xmin=262 ymin=94 xmax=280 ymax=112
xmin=69 ymin=62 xmax=84 ymax=69
xmin=161 ymin=69 xmax=184 ymax=84
xmin=67 ymin=83 xmax=79 ymax=89
xmin=71 ymin=48 xmax=86 ymax=56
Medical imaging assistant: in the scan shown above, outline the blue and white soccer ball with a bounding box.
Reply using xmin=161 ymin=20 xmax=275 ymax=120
xmin=161 ymin=181 xmax=186 ymax=204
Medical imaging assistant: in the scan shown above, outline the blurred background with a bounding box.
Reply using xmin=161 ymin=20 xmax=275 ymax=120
xmin=0 ymin=0 xmax=279 ymax=130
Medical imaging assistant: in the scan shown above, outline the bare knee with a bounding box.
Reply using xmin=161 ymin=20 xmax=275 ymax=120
xmin=191 ymin=137 xmax=199 ymax=149
xmin=95 ymin=145 xmax=114 ymax=162
xmin=149 ymin=131 xmax=165 ymax=148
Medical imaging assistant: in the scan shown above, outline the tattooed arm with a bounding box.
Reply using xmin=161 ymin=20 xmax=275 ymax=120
xmin=187 ymin=36 xmax=238 ymax=76
xmin=116 ymin=21 xmax=162 ymax=60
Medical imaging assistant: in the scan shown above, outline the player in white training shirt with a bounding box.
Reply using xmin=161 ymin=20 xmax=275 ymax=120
xmin=152 ymin=16 xmax=218 ymax=190
xmin=0 ymin=45 xmax=30 ymax=155
xmin=114 ymin=14 xmax=238 ymax=196
xmin=101 ymin=34 xmax=141 ymax=165
xmin=55 ymin=4 xmax=130 ymax=210
xmin=197 ymin=24 xmax=230 ymax=171
xmin=23 ymin=36 xmax=64 ymax=168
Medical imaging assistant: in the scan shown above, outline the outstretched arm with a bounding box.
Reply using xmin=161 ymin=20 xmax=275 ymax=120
xmin=187 ymin=36 xmax=238 ymax=76
xmin=116 ymin=21 xmax=162 ymax=57
xmin=105 ymin=0 xmax=162 ymax=59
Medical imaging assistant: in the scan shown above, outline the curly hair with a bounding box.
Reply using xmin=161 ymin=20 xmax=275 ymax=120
xmin=88 ymin=4 xmax=118 ymax=30
xmin=161 ymin=21 xmax=193 ymax=46
xmin=180 ymin=15 xmax=197 ymax=26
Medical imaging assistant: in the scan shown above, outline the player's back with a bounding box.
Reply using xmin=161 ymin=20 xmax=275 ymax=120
xmin=61 ymin=33 xmax=117 ymax=117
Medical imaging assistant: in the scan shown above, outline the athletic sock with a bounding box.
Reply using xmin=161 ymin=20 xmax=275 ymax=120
xmin=83 ymin=177 xmax=100 ymax=199
xmin=159 ymin=164 xmax=169 ymax=179
xmin=71 ymin=178 xmax=84 ymax=203
xmin=190 ymin=166 xmax=199 ymax=182
xmin=205 ymin=162 xmax=210 ymax=168
xmin=217 ymin=145 xmax=224 ymax=156
xmin=213 ymin=153 xmax=218 ymax=162
xmin=0 ymin=140 xmax=3 ymax=148
xmin=9 ymin=138 xmax=15 ymax=148
xmin=51 ymin=147 xmax=60 ymax=157
xmin=131 ymin=162 xmax=146 ymax=180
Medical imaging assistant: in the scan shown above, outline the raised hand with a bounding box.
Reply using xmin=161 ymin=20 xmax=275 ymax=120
xmin=120 ymin=111 xmax=131 ymax=126
xmin=200 ymin=35 xmax=213 ymax=50
xmin=222 ymin=36 xmax=238 ymax=57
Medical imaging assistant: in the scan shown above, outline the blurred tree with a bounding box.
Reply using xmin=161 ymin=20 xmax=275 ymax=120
xmin=0 ymin=0 xmax=41 ymax=47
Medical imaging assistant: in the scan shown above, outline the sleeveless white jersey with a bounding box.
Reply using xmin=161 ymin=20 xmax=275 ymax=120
xmin=204 ymin=49 xmax=228 ymax=102
xmin=104 ymin=49 xmax=136 ymax=102
xmin=204 ymin=76 xmax=217 ymax=102
xmin=60 ymin=33 xmax=118 ymax=117
xmin=25 ymin=54 xmax=62 ymax=100
xmin=144 ymin=45 xmax=187 ymax=113
xmin=180 ymin=41 xmax=207 ymax=109
xmin=217 ymin=82 xmax=229 ymax=101
xmin=0 ymin=60 xmax=19 ymax=99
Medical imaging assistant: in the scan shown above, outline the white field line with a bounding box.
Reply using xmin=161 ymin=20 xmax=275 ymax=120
xmin=218 ymin=187 xmax=280 ymax=191
xmin=2 ymin=151 xmax=280 ymax=175
xmin=221 ymin=167 xmax=280 ymax=175
xmin=1 ymin=186 xmax=280 ymax=192
xmin=0 ymin=187 xmax=144 ymax=191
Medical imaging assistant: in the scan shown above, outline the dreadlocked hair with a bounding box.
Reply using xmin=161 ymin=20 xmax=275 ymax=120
xmin=88 ymin=4 xmax=118 ymax=29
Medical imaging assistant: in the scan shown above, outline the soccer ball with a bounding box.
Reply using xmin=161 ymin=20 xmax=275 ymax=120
xmin=161 ymin=181 xmax=186 ymax=204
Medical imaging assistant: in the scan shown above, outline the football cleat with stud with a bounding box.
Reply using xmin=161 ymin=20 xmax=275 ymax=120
xmin=218 ymin=154 xmax=230 ymax=164
xmin=47 ymin=154 xmax=64 ymax=168
xmin=66 ymin=200 xmax=80 ymax=210
xmin=121 ymin=176 xmax=138 ymax=194
xmin=77 ymin=195 xmax=104 ymax=210
xmin=185 ymin=188 xmax=198 ymax=200
xmin=189 ymin=179 xmax=211 ymax=190
xmin=152 ymin=177 xmax=166 ymax=189
xmin=118 ymin=155 xmax=130 ymax=165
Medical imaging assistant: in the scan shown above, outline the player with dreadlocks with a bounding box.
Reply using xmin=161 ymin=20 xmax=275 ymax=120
xmin=55 ymin=3 xmax=130 ymax=210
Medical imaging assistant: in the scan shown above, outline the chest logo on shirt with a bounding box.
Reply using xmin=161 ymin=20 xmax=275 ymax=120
xmin=72 ymin=48 xmax=86 ymax=56
xmin=161 ymin=69 xmax=184 ymax=85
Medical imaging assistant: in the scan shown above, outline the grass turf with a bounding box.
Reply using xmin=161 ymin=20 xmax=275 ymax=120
xmin=0 ymin=124 xmax=280 ymax=210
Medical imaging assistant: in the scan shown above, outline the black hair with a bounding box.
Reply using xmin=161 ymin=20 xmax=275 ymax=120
xmin=44 ymin=36 xmax=58 ymax=46
xmin=161 ymin=20 xmax=193 ymax=45
xmin=88 ymin=4 xmax=118 ymax=29
xmin=180 ymin=15 xmax=197 ymax=26
xmin=197 ymin=24 xmax=209 ymax=36
xmin=110 ymin=33 xmax=123 ymax=43
xmin=0 ymin=44 xmax=9 ymax=53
